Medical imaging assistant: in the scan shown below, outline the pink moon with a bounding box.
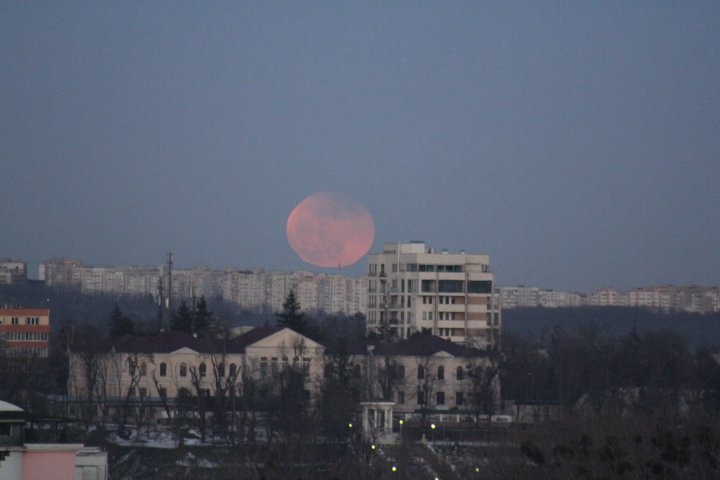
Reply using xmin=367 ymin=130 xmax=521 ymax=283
xmin=287 ymin=192 xmax=375 ymax=268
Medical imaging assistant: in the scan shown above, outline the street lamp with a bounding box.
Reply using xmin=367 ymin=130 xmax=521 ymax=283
xmin=430 ymin=423 xmax=436 ymax=441
xmin=391 ymin=466 xmax=397 ymax=473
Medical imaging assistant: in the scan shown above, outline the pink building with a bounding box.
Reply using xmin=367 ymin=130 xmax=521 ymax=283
xmin=0 ymin=400 xmax=107 ymax=480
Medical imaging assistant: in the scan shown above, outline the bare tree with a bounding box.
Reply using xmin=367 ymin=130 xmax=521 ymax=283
xmin=465 ymin=352 xmax=501 ymax=426
xmin=415 ymin=356 xmax=438 ymax=428
xmin=375 ymin=355 xmax=405 ymax=401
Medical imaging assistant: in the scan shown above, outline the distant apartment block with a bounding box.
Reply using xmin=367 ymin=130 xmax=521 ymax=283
xmin=0 ymin=260 xmax=27 ymax=285
xmin=38 ymin=259 xmax=366 ymax=316
xmin=0 ymin=308 xmax=51 ymax=358
xmin=499 ymin=285 xmax=719 ymax=314
xmin=366 ymin=242 xmax=501 ymax=348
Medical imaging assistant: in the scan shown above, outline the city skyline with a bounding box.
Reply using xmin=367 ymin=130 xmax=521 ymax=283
xmin=2 ymin=3 xmax=719 ymax=292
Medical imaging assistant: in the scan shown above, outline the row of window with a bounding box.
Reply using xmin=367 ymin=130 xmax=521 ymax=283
xmin=4 ymin=347 xmax=48 ymax=357
xmin=259 ymin=356 xmax=310 ymax=377
xmin=368 ymin=263 xmax=475 ymax=275
xmin=2 ymin=332 xmax=49 ymax=341
xmin=4 ymin=316 xmax=42 ymax=325
xmin=134 ymin=361 xmax=240 ymax=379
xmin=395 ymin=390 xmax=464 ymax=406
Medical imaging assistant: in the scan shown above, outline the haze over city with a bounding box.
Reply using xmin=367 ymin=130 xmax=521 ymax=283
xmin=2 ymin=2 xmax=719 ymax=292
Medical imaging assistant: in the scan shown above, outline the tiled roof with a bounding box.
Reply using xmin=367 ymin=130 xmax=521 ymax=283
xmin=75 ymin=327 xmax=284 ymax=355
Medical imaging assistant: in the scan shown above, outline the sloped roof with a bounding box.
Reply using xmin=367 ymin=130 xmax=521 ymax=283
xmin=76 ymin=327 xmax=285 ymax=355
xmin=0 ymin=400 xmax=23 ymax=412
xmin=373 ymin=334 xmax=487 ymax=358
xmin=324 ymin=334 xmax=487 ymax=358
xmin=227 ymin=326 xmax=283 ymax=352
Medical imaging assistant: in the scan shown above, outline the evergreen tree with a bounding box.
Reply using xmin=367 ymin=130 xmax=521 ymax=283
xmin=170 ymin=297 xmax=215 ymax=336
xmin=109 ymin=305 xmax=134 ymax=338
xmin=275 ymin=290 xmax=307 ymax=333
xmin=193 ymin=296 xmax=214 ymax=334
xmin=171 ymin=301 xmax=194 ymax=334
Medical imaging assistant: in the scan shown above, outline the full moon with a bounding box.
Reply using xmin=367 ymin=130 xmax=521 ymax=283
xmin=287 ymin=192 xmax=375 ymax=268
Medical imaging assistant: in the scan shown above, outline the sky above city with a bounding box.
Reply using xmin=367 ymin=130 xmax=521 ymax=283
xmin=2 ymin=2 xmax=719 ymax=292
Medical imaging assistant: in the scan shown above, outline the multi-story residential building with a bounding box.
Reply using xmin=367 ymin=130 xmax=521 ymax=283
xmin=39 ymin=259 xmax=367 ymax=316
xmin=586 ymin=288 xmax=619 ymax=307
xmin=0 ymin=260 xmax=27 ymax=285
xmin=0 ymin=308 xmax=51 ymax=358
xmin=65 ymin=327 xmax=496 ymax=423
xmin=538 ymin=290 xmax=583 ymax=308
xmin=499 ymin=286 xmax=540 ymax=309
xmin=38 ymin=258 xmax=83 ymax=288
xmin=366 ymin=242 xmax=501 ymax=348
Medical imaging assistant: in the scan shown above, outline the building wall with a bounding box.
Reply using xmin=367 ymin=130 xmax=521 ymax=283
xmin=22 ymin=448 xmax=79 ymax=480
xmin=366 ymin=242 xmax=501 ymax=347
xmin=365 ymin=352 xmax=497 ymax=414
xmin=0 ymin=260 xmax=26 ymax=285
xmin=40 ymin=259 xmax=367 ymax=316
xmin=0 ymin=308 xmax=51 ymax=357
xmin=67 ymin=330 xmax=497 ymax=421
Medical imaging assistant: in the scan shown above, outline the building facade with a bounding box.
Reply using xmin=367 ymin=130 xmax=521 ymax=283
xmin=39 ymin=259 xmax=367 ymax=316
xmin=366 ymin=242 xmax=501 ymax=348
xmin=0 ymin=400 xmax=107 ymax=480
xmin=66 ymin=328 xmax=497 ymax=423
xmin=0 ymin=260 xmax=27 ymax=285
xmin=0 ymin=308 xmax=51 ymax=358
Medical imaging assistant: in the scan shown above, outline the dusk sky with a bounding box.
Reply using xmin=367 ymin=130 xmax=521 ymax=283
xmin=2 ymin=2 xmax=719 ymax=292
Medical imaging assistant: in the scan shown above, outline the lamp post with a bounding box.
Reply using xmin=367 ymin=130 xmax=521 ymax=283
xmin=430 ymin=423 xmax=436 ymax=441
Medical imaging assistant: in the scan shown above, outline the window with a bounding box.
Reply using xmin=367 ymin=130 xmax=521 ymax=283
xmin=437 ymin=366 xmax=444 ymax=380
xmin=218 ymin=364 xmax=225 ymax=377
xmin=229 ymin=363 xmax=237 ymax=377
xmin=159 ymin=388 xmax=167 ymax=399
xmin=140 ymin=362 xmax=147 ymax=376
xmin=260 ymin=357 xmax=268 ymax=377
xmin=456 ymin=366 xmax=464 ymax=380
xmin=0 ymin=424 xmax=11 ymax=436
xmin=199 ymin=363 xmax=207 ymax=377
xmin=353 ymin=364 xmax=361 ymax=378
xmin=418 ymin=365 xmax=425 ymax=379
xmin=397 ymin=365 xmax=405 ymax=379
xmin=467 ymin=280 xmax=492 ymax=293
xmin=397 ymin=391 xmax=405 ymax=404
xmin=139 ymin=387 xmax=147 ymax=399
xmin=456 ymin=391 xmax=464 ymax=405
xmin=180 ymin=363 xmax=187 ymax=377
xmin=271 ymin=357 xmax=278 ymax=375
xmin=437 ymin=391 xmax=445 ymax=405
xmin=159 ymin=363 xmax=167 ymax=376
xmin=438 ymin=280 xmax=463 ymax=293
xmin=417 ymin=390 xmax=426 ymax=405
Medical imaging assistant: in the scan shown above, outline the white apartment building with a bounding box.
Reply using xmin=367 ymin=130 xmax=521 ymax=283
xmin=538 ymin=290 xmax=583 ymax=308
xmin=0 ymin=260 xmax=26 ymax=285
xmin=40 ymin=259 xmax=367 ymax=316
xmin=366 ymin=242 xmax=501 ymax=348
xmin=499 ymin=286 xmax=540 ymax=309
